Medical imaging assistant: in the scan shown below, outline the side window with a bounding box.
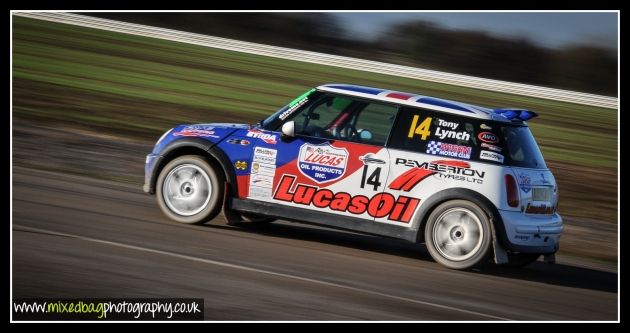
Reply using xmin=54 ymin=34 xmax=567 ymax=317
xmin=288 ymin=94 xmax=353 ymax=139
xmin=350 ymin=102 xmax=398 ymax=146
xmin=389 ymin=107 xmax=477 ymax=160
xmin=275 ymin=93 xmax=396 ymax=146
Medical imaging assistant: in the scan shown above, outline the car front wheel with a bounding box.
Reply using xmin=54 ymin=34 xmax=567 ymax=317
xmin=157 ymin=155 xmax=224 ymax=224
xmin=425 ymin=200 xmax=492 ymax=270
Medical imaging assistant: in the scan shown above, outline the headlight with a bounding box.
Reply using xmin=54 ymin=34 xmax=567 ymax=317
xmin=156 ymin=128 xmax=174 ymax=146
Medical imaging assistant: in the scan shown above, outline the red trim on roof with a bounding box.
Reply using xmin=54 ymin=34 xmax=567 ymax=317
xmin=386 ymin=92 xmax=415 ymax=100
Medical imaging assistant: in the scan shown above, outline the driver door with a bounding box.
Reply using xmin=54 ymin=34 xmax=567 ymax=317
xmin=247 ymin=93 xmax=399 ymax=223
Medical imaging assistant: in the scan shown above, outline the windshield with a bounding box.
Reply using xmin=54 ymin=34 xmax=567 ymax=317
xmin=261 ymin=89 xmax=319 ymax=129
xmin=500 ymin=125 xmax=546 ymax=169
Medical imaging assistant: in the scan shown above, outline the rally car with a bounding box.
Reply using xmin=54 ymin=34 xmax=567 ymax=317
xmin=144 ymin=84 xmax=563 ymax=270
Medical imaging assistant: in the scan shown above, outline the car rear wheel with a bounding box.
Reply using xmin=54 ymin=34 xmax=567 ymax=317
xmin=157 ymin=155 xmax=223 ymax=224
xmin=425 ymin=200 xmax=492 ymax=270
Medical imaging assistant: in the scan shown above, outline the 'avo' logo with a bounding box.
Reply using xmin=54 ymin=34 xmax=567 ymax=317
xmin=478 ymin=132 xmax=499 ymax=144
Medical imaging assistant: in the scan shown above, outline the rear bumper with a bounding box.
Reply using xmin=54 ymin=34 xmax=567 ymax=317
xmin=498 ymin=210 xmax=563 ymax=254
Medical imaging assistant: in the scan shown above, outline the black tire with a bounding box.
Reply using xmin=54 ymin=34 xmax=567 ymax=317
xmin=156 ymin=155 xmax=224 ymax=224
xmin=424 ymin=200 xmax=493 ymax=270
xmin=506 ymin=253 xmax=540 ymax=267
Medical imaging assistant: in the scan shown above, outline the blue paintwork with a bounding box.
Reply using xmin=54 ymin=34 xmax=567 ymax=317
xmin=217 ymin=128 xmax=332 ymax=177
xmin=146 ymin=85 xmax=539 ymax=191
xmin=415 ymin=97 xmax=476 ymax=113
xmin=151 ymin=123 xmax=248 ymax=155
xmin=319 ymin=84 xmax=508 ymax=119
xmin=493 ymin=109 xmax=538 ymax=121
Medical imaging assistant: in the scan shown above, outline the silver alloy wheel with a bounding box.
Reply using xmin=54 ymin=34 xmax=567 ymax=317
xmin=432 ymin=207 xmax=484 ymax=261
xmin=162 ymin=164 xmax=212 ymax=216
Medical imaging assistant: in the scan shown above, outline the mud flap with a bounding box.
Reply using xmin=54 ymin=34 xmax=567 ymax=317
xmin=490 ymin=219 xmax=508 ymax=264
xmin=222 ymin=182 xmax=242 ymax=225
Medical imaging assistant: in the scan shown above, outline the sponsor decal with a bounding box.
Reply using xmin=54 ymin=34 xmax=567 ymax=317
xmin=252 ymin=147 xmax=277 ymax=165
xmin=235 ymin=161 xmax=248 ymax=170
xmin=248 ymin=148 xmax=277 ymax=199
xmin=425 ymin=141 xmax=472 ymax=159
xmin=226 ymin=138 xmax=250 ymax=145
xmin=525 ymin=203 xmax=554 ymax=214
xmin=514 ymin=235 xmax=530 ymax=241
xmin=477 ymin=132 xmax=499 ymax=144
xmin=173 ymin=125 xmax=218 ymax=138
xmin=273 ymin=175 xmax=419 ymax=223
xmin=434 ymin=119 xmax=471 ymax=141
xmin=298 ymin=143 xmax=348 ymax=183
xmin=251 ymin=162 xmax=275 ymax=176
xmin=540 ymin=173 xmax=551 ymax=184
xmin=279 ymin=88 xmax=315 ymax=120
xmin=479 ymin=150 xmax=504 ymax=163
xmin=246 ymin=130 xmax=277 ymax=144
xmin=481 ymin=142 xmax=502 ymax=152
xmin=518 ymin=173 xmax=531 ymax=185
xmin=250 ymin=173 xmax=274 ymax=188
xmin=391 ymin=159 xmax=485 ymax=190
xmin=518 ymin=173 xmax=532 ymax=193
xmin=407 ymin=115 xmax=433 ymax=140
xmin=480 ymin=123 xmax=492 ymax=130
xmin=249 ymin=186 xmax=272 ymax=199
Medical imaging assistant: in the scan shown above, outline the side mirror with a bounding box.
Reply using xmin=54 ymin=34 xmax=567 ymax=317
xmin=281 ymin=121 xmax=295 ymax=138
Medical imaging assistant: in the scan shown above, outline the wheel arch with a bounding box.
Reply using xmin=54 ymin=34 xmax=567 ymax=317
xmin=412 ymin=188 xmax=507 ymax=247
xmin=149 ymin=138 xmax=238 ymax=195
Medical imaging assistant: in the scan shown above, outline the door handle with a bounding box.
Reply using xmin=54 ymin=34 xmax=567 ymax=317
xmin=360 ymin=157 xmax=386 ymax=164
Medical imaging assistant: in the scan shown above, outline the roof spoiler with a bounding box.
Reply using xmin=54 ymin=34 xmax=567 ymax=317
xmin=493 ymin=108 xmax=538 ymax=121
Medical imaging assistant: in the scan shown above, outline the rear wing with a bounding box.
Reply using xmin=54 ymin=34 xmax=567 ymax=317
xmin=493 ymin=108 xmax=538 ymax=121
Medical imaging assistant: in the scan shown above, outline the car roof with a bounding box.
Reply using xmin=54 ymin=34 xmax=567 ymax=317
xmin=317 ymin=84 xmax=525 ymax=123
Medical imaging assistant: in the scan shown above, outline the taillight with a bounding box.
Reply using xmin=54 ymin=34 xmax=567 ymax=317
xmin=505 ymin=174 xmax=519 ymax=207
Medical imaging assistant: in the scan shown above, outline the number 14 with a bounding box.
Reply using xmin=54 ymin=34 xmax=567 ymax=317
xmin=408 ymin=115 xmax=432 ymax=140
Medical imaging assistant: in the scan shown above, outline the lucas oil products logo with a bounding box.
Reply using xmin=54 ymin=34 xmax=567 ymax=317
xmin=298 ymin=143 xmax=348 ymax=183
xmin=274 ymin=175 xmax=419 ymax=223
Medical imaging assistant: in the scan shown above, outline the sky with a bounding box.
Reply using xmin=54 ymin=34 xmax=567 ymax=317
xmin=329 ymin=12 xmax=618 ymax=51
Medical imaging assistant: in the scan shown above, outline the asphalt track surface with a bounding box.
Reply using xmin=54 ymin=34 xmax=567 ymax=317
xmin=12 ymin=167 xmax=617 ymax=321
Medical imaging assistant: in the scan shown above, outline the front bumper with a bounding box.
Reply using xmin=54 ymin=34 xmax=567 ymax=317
xmin=143 ymin=153 xmax=163 ymax=194
xmin=498 ymin=210 xmax=563 ymax=254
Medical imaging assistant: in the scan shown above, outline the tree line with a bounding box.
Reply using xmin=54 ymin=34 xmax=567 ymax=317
xmin=91 ymin=13 xmax=617 ymax=96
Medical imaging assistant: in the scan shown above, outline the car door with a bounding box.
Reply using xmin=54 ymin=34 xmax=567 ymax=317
xmin=248 ymin=93 xmax=398 ymax=223
xmin=381 ymin=106 xmax=481 ymax=227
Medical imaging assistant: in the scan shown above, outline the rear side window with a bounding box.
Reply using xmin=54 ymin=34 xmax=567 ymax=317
xmin=389 ymin=107 xmax=476 ymax=160
xmin=347 ymin=102 xmax=398 ymax=146
xmin=388 ymin=107 xmax=546 ymax=168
